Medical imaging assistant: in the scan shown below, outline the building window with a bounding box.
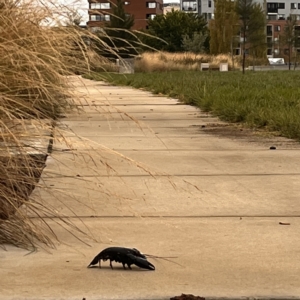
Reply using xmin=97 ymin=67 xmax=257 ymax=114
xmin=90 ymin=3 xmax=111 ymax=9
xmin=298 ymin=3 xmax=300 ymax=9
xmin=147 ymin=2 xmax=156 ymax=8
xmin=208 ymin=0 xmax=212 ymax=8
xmin=182 ymin=1 xmax=197 ymax=11
xmin=90 ymin=14 xmax=110 ymax=21
xmin=291 ymin=14 xmax=300 ymax=20
xmin=146 ymin=13 xmax=156 ymax=20
xmin=278 ymin=3 xmax=285 ymax=9
xmin=267 ymin=49 xmax=272 ymax=55
xmin=291 ymin=3 xmax=297 ymax=9
xmin=91 ymin=3 xmax=100 ymax=9
xmin=267 ymin=37 xmax=272 ymax=47
xmin=101 ymin=3 xmax=111 ymax=9
xmin=90 ymin=14 xmax=99 ymax=21
xmin=275 ymin=25 xmax=281 ymax=31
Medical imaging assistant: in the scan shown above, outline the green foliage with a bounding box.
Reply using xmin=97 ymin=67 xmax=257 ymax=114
xmin=247 ymin=3 xmax=267 ymax=57
xmin=96 ymin=71 xmax=300 ymax=141
xmin=96 ymin=0 xmax=137 ymax=59
xmin=235 ymin=0 xmax=266 ymax=73
xmin=147 ymin=10 xmax=208 ymax=52
xmin=210 ymin=0 xmax=239 ymax=55
xmin=109 ymin=0 xmax=134 ymax=29
xmin=182 ymin=32 xmax=207 ymax=53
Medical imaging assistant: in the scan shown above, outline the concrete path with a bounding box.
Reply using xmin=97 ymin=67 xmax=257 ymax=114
xmin=1 ymin=76 xmax=300 ymax=300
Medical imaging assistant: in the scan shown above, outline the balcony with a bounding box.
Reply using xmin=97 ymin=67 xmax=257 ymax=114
xmin=267 ymin=8 xmax=278 ymax=13
xmin=182 ymin=5 xmax=197 ymax=11
xmin=181 ymin=1 xmax=197 ymax=11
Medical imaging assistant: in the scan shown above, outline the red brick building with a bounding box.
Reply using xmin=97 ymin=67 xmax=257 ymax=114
xmin=87 ymin=0 xmax=163 ymax=30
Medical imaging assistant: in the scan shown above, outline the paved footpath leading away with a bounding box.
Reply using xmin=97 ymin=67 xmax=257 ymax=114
xmin=1 ymin=76 xmax=300 ymax=300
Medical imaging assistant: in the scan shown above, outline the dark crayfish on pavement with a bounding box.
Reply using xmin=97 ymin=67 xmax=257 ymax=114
xmin=87 ymin=247 xmax=155 ymax=270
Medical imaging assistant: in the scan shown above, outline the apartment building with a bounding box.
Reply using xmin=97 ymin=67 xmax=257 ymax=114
xmin=163 ymin=2 xmax=180 ymax=14
xmin=87 ymin=0 xmax=163 ymax=30
xmin=265 ymin=1 xmax=300 ymax=56
xmin=180 ymin=0 xmax=300 ymax=57
xmin=180 ymin=0 xmax=213 ymax=18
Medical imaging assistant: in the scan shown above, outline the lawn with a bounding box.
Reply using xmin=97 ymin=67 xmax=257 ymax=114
xmin=85 ymin=70 xmax=300 ymax=141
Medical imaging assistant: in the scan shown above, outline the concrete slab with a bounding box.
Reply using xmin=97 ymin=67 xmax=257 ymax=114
xmin=59 ymin=119 xmax=210 ymax=130
xmin=44 ymin=149 xmax=300 ymax=176
xmin=53 ymin=135 xmax=275 ymax=151
xmin=63 ymin=112 xmax=215 ymax=122
xmin=74 ymin=105 xmax=200 ymax=113
xmin=32 ymin=174 xmax=300 ymax=217
xmin=1 ymin=218 xmax=300 ymax=300
xmin=3 ymin=76 xmax=300 ymax=300
xmin=75 ymin=97 xmax=180 ymax=105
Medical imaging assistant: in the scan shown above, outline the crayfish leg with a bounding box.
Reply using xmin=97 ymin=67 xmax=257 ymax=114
xmin=99 ymin=260 xmax=101 ymax=268
xmin=122 ymin=263 xmax=126 ymax=270
xmin=109 ymin=260 xmax=113 ymax=269
xmin=127 ymin=264 xmax=132 ymax=270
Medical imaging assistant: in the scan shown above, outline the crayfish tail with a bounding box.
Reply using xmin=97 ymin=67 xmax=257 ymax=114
xmin=127 ymin=254 xmax=155 ymax=271
xmin=87 ymin=255 xmax=100 ymax=268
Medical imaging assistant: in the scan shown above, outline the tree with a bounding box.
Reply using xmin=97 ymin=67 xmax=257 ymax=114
xmin=247 ymin=3 xmax=267 ymax=58
xmin=108 ymin=0 xmax=134 ymax=29
xmin=236 ymin=0 xmax=266 ymax=73
xmin=97 ymin=0 xmax=137 ymax=58
xmin=280 ymin=15 xmax=300 ymax=70
xmin=209 ymin=0 xmax=239 ymax=55
xmin=147 ymin=10 xmax=207 ymax=52
xmin=182 ymin=32 xmax=207 ymax=53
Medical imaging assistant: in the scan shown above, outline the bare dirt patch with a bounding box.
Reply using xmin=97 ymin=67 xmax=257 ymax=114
xmin=200 ymin=122 xmax=300 ymax=149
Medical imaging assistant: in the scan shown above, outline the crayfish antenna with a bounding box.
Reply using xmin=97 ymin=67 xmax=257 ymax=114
xmin=143 ymin=254 xmax=183 ymax=267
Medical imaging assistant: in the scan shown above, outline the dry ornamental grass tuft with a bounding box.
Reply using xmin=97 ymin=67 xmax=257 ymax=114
xmin=134 ymin=51 xmax=242 ymax=72
xmin=0 ymin=0 xmax=198 ymax=250
xmin=0 ymin=0 xmax=116 ymax=249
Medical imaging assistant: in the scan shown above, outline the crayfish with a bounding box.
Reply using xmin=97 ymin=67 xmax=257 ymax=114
xmin=87 ymin=247 xmax=155 ymax=270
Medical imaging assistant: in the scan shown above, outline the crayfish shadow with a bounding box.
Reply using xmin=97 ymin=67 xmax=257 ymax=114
xmin=88 ymin=266 xmax=151 ymax=272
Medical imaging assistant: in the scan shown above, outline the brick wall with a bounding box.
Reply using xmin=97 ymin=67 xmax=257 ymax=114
xmin=87 ymin=0 xmax=163 ymax=30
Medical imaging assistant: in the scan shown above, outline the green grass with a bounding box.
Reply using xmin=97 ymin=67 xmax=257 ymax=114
xmin=84 ymin=71 xmax=300 ymax=140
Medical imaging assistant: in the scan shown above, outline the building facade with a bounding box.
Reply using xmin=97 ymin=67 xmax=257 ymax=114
xmin=163 ymin=2 xmax=180 ymax=14
xmin=87 ymin=0 xmax=163 ymax=30
xmin=180 ymin=0 xmax=300 ymax=58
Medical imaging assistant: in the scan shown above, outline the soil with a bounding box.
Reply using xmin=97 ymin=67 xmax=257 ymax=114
xmin=0 ymin=154 xmax=47 ymax=220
